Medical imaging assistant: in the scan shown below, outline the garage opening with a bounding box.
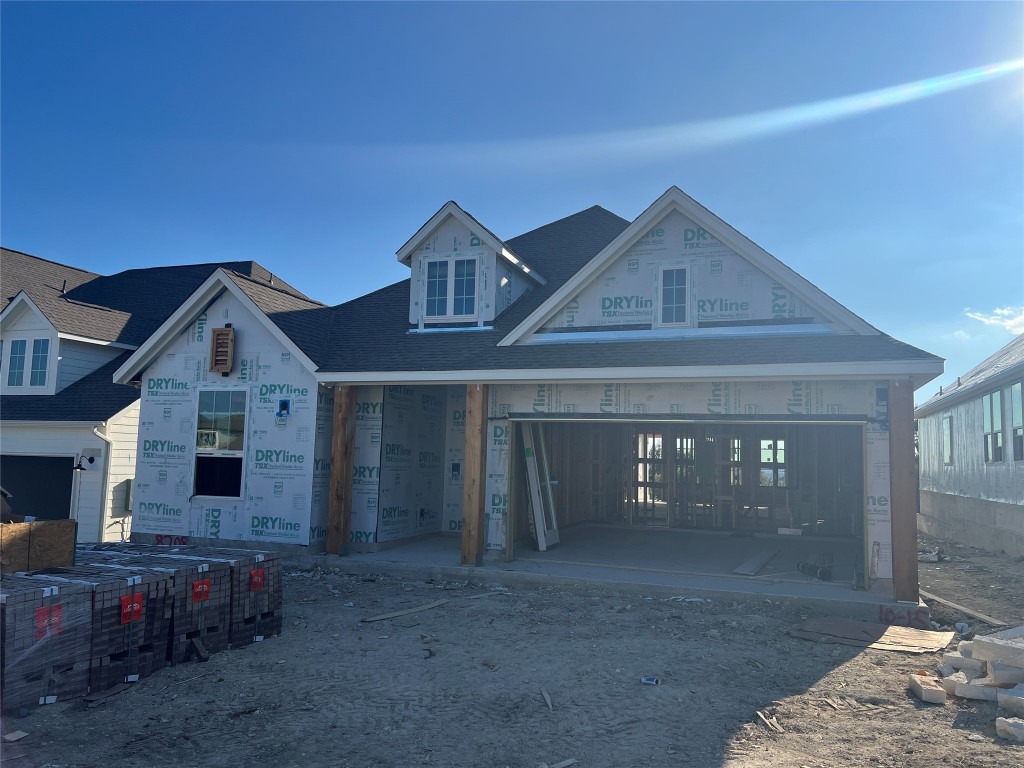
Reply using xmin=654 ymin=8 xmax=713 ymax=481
xmin=0 ymin=455 xmax=75 ymax=520
xmin=509 ymin=420 xmax=866 ymax=583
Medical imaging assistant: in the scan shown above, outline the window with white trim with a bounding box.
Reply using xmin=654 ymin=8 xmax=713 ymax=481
xmin=194 ymin=390 xmax=247 ymax=497
xmin=1011 ymin=381 xmax=1022 ymax=461
xmin=29 ymin=338 xmax=49 ymax=386
xmin=659 ymin=266 xmax=689 ymax=325
xmin=982 ymin=389 xmax=1003 ymax=463
xmin=7 ymin=339 xmax=26 ymax=386
xmin=941 ymin=415 xmax=953 ymax=466
xmin=425 ymin=257 xmax=477 ymax=319
xmin=759 ymin=438 xmax=787 ymax=487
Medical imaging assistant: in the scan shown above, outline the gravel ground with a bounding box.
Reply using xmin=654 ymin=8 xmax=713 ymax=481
xmin=3 ymin=532 xmax=1022 ymax=768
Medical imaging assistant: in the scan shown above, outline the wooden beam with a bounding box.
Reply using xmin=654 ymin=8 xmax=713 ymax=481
xmin=326 ymin=385 xmax=357 ymax=555
xmin=461 ymin=383 xmax=488 ymax=566
xmin=889 ymin=378 xmax=919 ymax=602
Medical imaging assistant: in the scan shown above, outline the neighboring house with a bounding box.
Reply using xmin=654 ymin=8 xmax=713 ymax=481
xmin=0 ymin=247 xmax=315 ymax=542
xmin=114 ymin=187 xmax=942 ymax=602
xmin=915 ymin=334 xmax=1024 ymax=556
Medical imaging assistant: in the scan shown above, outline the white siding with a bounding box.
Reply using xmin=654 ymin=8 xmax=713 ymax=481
xmin=1 ymin=302 xmax=59 ymax=396
xmin=57 ymin=340 xmax=124 ymax=392
xmin=101 ymin=401 xmax=141 ymax=542
xmin=0 ymin=423 xmax=107 ymax=542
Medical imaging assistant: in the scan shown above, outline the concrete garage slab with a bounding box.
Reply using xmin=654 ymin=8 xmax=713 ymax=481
xmin=294 ymin=524 xmax=926 ymax=623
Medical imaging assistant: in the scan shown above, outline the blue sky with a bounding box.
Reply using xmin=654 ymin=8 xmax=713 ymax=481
xmin=2 ymin=1 xmax=1022 ymax=401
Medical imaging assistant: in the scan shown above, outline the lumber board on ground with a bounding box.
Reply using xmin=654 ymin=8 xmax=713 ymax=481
xmin=733 ymin=549 xmax=778 ymax=576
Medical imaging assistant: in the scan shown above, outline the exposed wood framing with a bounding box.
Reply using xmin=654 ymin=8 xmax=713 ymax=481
xmin=461 ymin=383 xmax=488 ymax=565
xmin=327 ymin=385 xmax=357 ymax=555
xmin=889 ymin=378 xmax=919 ymax=602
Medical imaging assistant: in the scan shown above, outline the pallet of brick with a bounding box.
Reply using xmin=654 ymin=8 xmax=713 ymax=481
xmin=82 ymin=544 xmax=283 ymax=648
xmin=93 ymin=554 xmax=232 ymax=664
xmin=30 ymin=563 xmax=172 ymax=692
xmin=0 ymin=574 xmax=92 ymax=713
xmin=160 ymin=548 xmax=282 ymax=648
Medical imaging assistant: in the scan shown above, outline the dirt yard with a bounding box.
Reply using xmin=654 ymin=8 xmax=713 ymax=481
xmin=4 ymin=533 xmax=1022 ymax=768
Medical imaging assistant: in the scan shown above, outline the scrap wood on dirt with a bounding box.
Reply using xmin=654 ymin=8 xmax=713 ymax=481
xmin=790 ymin=618 xmax=955 ymax=653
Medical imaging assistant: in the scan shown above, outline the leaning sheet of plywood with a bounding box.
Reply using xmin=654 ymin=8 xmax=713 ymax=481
xmin=790 ymin=619 xmax=955 ymax=654
xmin=733 ymin=549 xmax=778 ymax=576
xmin=0 ymin=520 xmax=77 ymax=573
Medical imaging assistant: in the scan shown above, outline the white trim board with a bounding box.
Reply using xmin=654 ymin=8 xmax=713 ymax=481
xmin=314 ymin=358 xmax=943 ymax=387
xmin=498 ymin=186 xmax=879 ymax=347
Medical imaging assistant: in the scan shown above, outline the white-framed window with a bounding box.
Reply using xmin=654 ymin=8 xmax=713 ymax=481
xmin=941 ymin=414 xmax=954 ymax=466
xmin=1011 ymin=381 xmax=1022 ymax=461
xmin=658 ymin=266 xmax=690 ymax=326
xmin=194 ymin=389 xmax=247 ymax=497
xmin=425 ymin=256 xmax=477 ymax=319
xmin=982 ymin=389 xmax=1003 ymax=463
xmin=7 ymin=339 xmax=26 ymax=386
xmin=759 ymin=438 xmax=787 ymax=487
xmin=29 ymin=338 xmax=49 ymax=386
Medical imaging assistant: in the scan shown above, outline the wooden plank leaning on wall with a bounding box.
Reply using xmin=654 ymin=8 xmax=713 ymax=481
xmin=889 ymin=378 xmax=919 ymax=603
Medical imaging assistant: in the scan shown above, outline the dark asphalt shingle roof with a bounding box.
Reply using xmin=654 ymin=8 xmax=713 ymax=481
xmin=0 ymin=352 xmax=138 ymax=422
xmin=915 ymin=333 xmax=1024 ymax=416
xmin=1 ymin=248 xmax=313 ymax=346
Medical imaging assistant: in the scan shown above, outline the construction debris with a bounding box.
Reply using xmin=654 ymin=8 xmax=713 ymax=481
xmin=792 ymin=619 xmax=954 ymax=654
xmin=928 ymin=625 xmax=1024 ymax=740
xmin=908 ymin=670 xmax=946 ymax=704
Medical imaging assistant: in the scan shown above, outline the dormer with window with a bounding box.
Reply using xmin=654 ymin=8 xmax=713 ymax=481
xmin=398 ymin=202 xmax=543 ymax=329
xmin=0 ymin=294 xmax=59 ymax=396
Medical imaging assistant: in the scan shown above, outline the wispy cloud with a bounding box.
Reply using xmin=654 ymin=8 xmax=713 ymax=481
xmin=940 ymin=329 xmax=972 ymax=341
xmin=380 ymin=58 xmax=1024 ymax=171
xmin=965 ymin=306 xmax=1024 ymax=334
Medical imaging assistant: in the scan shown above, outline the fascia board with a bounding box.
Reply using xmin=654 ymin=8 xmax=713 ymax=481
xmin=0 ymin=420 xmax=104 ymax=428
xmin=499 ymin=186 xmax=877 ymax=347
xmin=112 ymin=273 xmax=229 ymax=384
xmin=0 ymin=292 xmax=58 ymax=335
xmin=396 ymin=202 xmax=505 ymax=264
xmin=219 ymin=274 xmax=321 ymax=374
xmin=315 ymin=358 xmax=943 ymax=387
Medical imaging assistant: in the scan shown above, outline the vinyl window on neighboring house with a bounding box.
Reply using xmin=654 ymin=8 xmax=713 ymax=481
xmin=982 ymin=390 xmax=1003 ymax=463
xmin=425 ymin=257 xmax=477 ymax=319
xmin=1012 ymin=381 xmax=1023 ymax=461
xmin=659 ymin=267 xmax=689 ymax=325
xmin=942 ymin=415 xmax=954 ymax=465
xmin=6 ymin=339 xmax=26 ymax=386
xmin=194 ymin=390 xmax=247 ymax=497
xmin=29 ymin=339 xmax=49 ymax=386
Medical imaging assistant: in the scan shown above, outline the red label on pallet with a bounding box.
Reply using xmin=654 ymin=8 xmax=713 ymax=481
xmin=192 ymin=578 xmax=211 ymax=602
xmin=34 ymin=605 xmax=64 ymax=639
xmin=120 ymin=593 xmax=144 ymax=624
xmin=250 ymin=568 xmax=265 ymax=592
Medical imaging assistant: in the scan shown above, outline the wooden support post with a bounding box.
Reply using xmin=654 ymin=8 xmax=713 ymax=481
xmin=889 ymin=378 xmax=919 ymax=603
xmin=461 ymin=383 xmax=488 ymax=566
xmin=327 ymin=385 xmax=357 ymax=556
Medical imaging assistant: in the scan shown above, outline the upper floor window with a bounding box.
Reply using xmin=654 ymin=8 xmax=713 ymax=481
xmin=7 ymin=339 xmax=26 ymax=386
xmin=30 ymin=338 xmax=49 ymax=386
xmin=982 ymin=389 xmax=1003 ymax=463
xmin=659 ymin=267 xmax=689 ymax=325
xmin=1012 ymin=381 xmax=1023 ymax=461
xmin=942 ymin=415 xmax=954 ymax=466
xmin=426 ymin=257 xmax=476 ymax=319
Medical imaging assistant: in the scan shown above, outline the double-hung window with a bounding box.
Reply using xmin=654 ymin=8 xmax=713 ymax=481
xmin=30 ymin=339 xmax=49 ymax=386
xmin=759 ymin=438 xmax=787 ymax=487
xmin=425 ymin=257 xmax=477 ymax=319
xmin=195 ymin=390 xmax=247 ymax=497
xmin=7 ymin=340 xmax=26 ymax=386
xmin=659 ymin=267 xmax=689 ymax=326
xmin=982 ymin=390 xmax=1003 ymax=463
xmin=1012 ymin=382 xmax=1023 ymax=461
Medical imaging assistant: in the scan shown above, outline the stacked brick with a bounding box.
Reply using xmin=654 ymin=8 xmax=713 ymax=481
xmin=0 ymin=575 xmax=93 ymax=713
xmin=38 ymin=560 xmax=173 ymax=693
xmin=1 ymin=545 xmax=283 ymax=714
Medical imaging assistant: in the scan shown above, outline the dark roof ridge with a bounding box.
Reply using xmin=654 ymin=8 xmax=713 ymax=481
xmin=224 ymin=269 xmax=328 ymax=308
xmin=507 ymin=204 xmax=627 ymax=244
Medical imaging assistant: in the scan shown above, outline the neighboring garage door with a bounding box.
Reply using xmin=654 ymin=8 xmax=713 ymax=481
xmin=0 ymin=455 xmax=74 ymax=520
